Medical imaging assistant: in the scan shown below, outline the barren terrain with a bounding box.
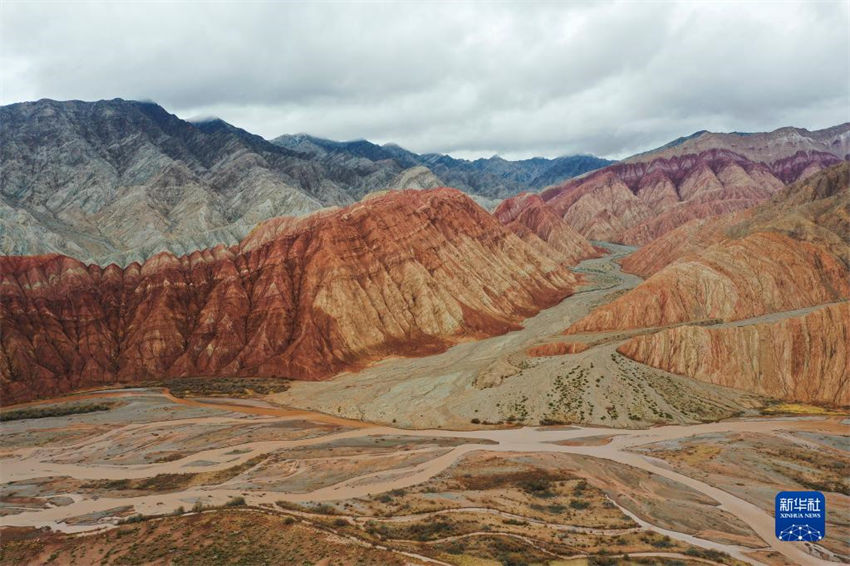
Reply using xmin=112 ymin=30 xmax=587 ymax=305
xmin=271 ymin=244 xmax=764 ymax=429
xmin=1 ymin=385 xmax=847 ymax=565
xmin=1 ymin=246 xmax=848 ymax=566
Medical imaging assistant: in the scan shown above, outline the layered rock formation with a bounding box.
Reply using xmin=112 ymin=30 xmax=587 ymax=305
xmin=493 ymin=193 xmax=597 ymax=265
xmin=1 ymin=99 xmax=610 ymax=265
xmin=530 ymin=124 xmax=848 ymax=245
xmin=568 ymin=163 xmax=850 ymax=334
xmin=620 ymin=160 xmax=850 ymax=278
xmin=527 ymin=341 xmax=590 ymax=357
xmin=569 ymin=163 xmax=850 ymax=405
xmin=618 ymin=303 xmax=850 ymax=406
xmin=542 ymin=149 xmax=824 ymax=245
xmin=624 ymin=124 xmax=850 ymax=165
xmin=1 ymin=189 xmax=580 ymax=404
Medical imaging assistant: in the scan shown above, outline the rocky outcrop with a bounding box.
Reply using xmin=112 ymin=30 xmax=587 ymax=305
xmin=1 ymin=99 xmax=611 ymax=265
xmin=621 ymin=160 xmax=850 ymax=279
xmin=573 ymin=231 xmax=850 ymax=332
xmin=618 ymin=302 xmax=850 ymax=406
xmin=493 ymin=193 xmax=597 ymax=265
xmin=0 ymin=189 xmax=580 ymax=404
xmin=567 ymin=163 xmax=850 ymax=334
xmin=527 ymin=341 xmax=590 ymax=357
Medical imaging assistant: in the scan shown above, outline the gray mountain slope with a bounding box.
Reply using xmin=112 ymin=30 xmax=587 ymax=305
xmin=1 ymin=99 xmax=612 ymax=264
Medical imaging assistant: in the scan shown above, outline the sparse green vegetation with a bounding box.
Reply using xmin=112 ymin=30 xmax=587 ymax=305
xmin=0 ymin=402 xmax=114 ymax=422
xmin=149 ymin=377 xmax=290 ymax=398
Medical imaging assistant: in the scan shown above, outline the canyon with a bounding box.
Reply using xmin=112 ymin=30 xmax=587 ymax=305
xmin=566 ymin=163 xmax=850 ymax=405
xmin=2 ymin=119 xmax=849 ymax=566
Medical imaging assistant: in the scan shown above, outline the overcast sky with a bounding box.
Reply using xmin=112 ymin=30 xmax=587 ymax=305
xmin=2 ymin=1 xmax=848 ymax=159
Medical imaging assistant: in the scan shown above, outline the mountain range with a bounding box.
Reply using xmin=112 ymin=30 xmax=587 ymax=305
xmin=534 ymin=126 xmax=847 ymax=244
xmin=0 ymin=189 xmax=587 ymax=404
xmin=0 ymin=99 xmax=611 ymax=265
xmin=1 ymin=97 xmax=848 ymax=409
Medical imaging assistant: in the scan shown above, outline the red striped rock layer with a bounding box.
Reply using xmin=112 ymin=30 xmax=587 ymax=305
xmin=493 ymin=193 xmax=597 ymax=265
xmin=539 ymin=148 xmax=840 ymax=244
xmin=618 ymin=302 xmax=850 ymax=406
xmin=567 ymin=163 xmax=850 ymax=334
xmin=621 ymin=160 xmax=850 ymax=279
xmin=1 ymin=189 xmax=579 ymax=404
xmin=570 ymin=163 xmax=850 ymax=405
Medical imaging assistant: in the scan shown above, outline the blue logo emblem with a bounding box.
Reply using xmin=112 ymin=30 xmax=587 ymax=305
xmin=775 ymin=491 xmax=825 ymax=541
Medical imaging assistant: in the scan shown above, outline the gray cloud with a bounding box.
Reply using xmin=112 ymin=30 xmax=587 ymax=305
xmin=2 ymin=1 xmax=848 ymax=159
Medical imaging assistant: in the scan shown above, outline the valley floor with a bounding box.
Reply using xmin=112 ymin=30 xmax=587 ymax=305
xmin=1 ymin=245 xmax=848 ymax=566
xmin=271 ymin=243 xmax=763 ymax=429
xmin=0 ymin=388 xmax=847 ymax=565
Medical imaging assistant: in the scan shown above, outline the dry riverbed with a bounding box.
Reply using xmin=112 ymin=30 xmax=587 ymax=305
xmin=1 ymin=388 xmax=847 ymax=565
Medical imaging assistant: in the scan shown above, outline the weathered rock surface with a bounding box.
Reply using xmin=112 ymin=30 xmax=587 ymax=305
xmin=567 ymin=163 xmax=850 ymax=334
xmin=527 ymin=341 xmax=590 ymax=357
xmin=532 ymin=124 xmax=849 ymax=245
xmin=569 ymin=163 xmax=850 ymax=405
xmin=386 ymin=166 xmax=444 ymax=190
xmin=0 ymin=189 xmax=579 ymax=404
xmin=618 ymin=302 xmax=850 ymax=406
xmin=1 ymin=99 xmax=610 ymax=265
xmin=624 ymin=124 xmax=850 ymax=165
xmin=540 ymin=149 xmax=816 ymax=244
xmin=493 ymin=193 xmax=597 ymax=265
xmin=621 ymin=160 xmax=850 ymax=278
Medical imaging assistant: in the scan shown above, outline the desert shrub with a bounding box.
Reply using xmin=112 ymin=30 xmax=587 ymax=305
xmin=224 ymin=496 xmax=246 ymax=507
xmin=0 ymin=403 xmax=113 ymax=422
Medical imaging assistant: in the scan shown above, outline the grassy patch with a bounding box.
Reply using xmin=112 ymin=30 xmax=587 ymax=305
xmin=761 ymin=402 xmax=847 ymax=416
xmin=0 ymin=403 xmax=114 ymax=422
xmin=149 ymin=377 xmax=290 ymax=398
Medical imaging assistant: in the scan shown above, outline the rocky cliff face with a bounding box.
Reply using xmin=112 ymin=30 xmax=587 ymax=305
xmin=0 ymin=189 xmax=579 ymax=404
xmin=1 ymin=99 xmax=611 ymax=265
xmin=493 ymin=193 xmax=597 ymax=265
xmin=618 ymin=302 xmax=850 ymax=406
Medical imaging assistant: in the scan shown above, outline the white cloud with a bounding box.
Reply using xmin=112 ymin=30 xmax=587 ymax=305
xmin=2 ymin=0 xmax=847 ymax=159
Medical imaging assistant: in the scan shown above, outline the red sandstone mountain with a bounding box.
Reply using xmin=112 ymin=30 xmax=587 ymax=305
xmin=568 ymin=163 xmax=850 ymax=333
xmin=538 ymin=148 xmax=842 ymax=245
xmin=619 ymin=302 xmax=850 ymax=406
xmin=520 ymin=124 xmax=849 ymax=246
xmin=493 ymin=193 xmax=597 ymax=265
xmin=0 ymin=189 xmax=579 ymax=404
xmin=567 ymin=163 xmax=850 ymax=405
